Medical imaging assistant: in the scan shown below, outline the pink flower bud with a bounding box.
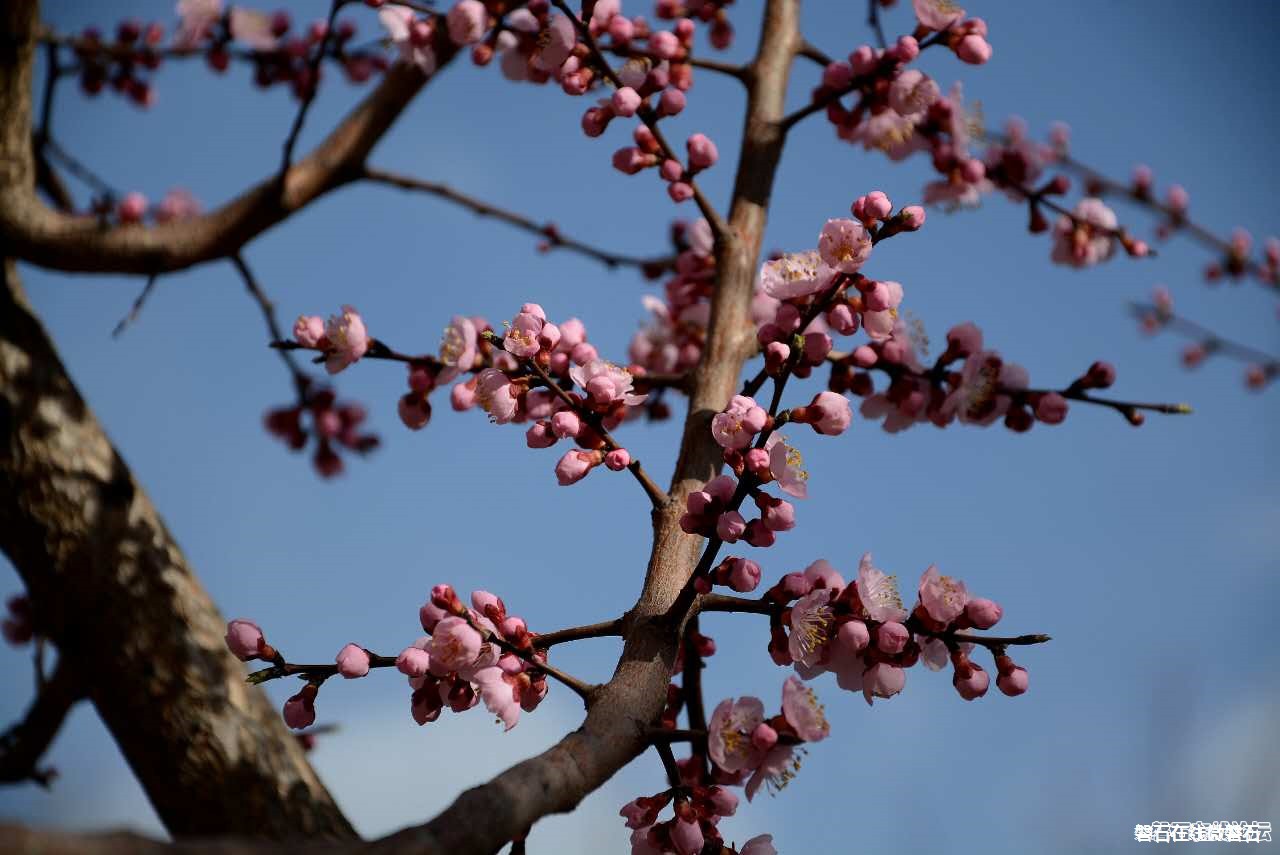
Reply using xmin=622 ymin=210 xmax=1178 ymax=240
xmin=657 ymin=87 xmax=686 ymax=117
xmin=396 ymin=646 xmax=430 ymax=677
xmin=225 ymin=619 xmax=265 ymax=661
xmin=335 ymin=643 xmax=371 ymax=678
xmin=863 ymin=190 xmax=893 ymax=221
xmin=283 ymin=689 xmax=317 ymax=729
xmin=526 ymin=421 xmax=557 ymax=448
xmin=892 ymin=34 xmax=920 ymax=62
xmin=827 ymin=303 xmax=858 ymax=335
xmin=834 ymin=619 xmax=869 ymax=654
xmin=398 ymin=394 xmax=431 ymax=430
xmin=716 ymin=511 xmax=746 ymax=542
xmin=708 ymin=786 xmax=738 ymax=817
xmin=550 ymin=410 xmax=582 ymax=438
xmin=1034 ymin=392 xmax=1068 ymax=425
xmin=876 ymin=621 xmax=909 ymax=655
xmin=660 ymin=158 xmax=684 ymax=182
xmin=822 ymin=61 xmax=853 ymax=88
xmin=954 ymin=33 xmax=991 ymax=64
xmin=556 ymin=449 xmax=602 ymax=485
xmin=293 ymin=315 xmax=326 ymax=347
xmin=686 ymin=133 xmax=718 ymax=169
xmin=995 ymin=657 xmax=1029 ymax=696
xmin=953 ymin=663 xmax=990 ymax=700
xmin=117 ymin=191 xmax=148 ymax=223
xmin=900 ymin=205 xmax=926 ymax=230
xmin=806 ymin=390 xmax=852 ymax=435
xmin=611 ymin=86 xmax=642 ymax=116
xmin=612 ymin=146 xmax=654 ymax=175
xmin=581 ymin=106 xmax=613 ymax=137
xmin=670 ymin=817 xmax=704 ymax=855
xmin=604 ymin=448 xmax=631 ymax=470
xmin=649 ymin=29 xmax=680 ymax=59
xmin=849 ymin=44 xmax=877 ymax=75
xmin=965 ymin=597 xmax=1002 ymax=629
xmin=852 ymin=345 xmax=878 ymax=368
xmin=667 ymin=181 xmax=694 ymax=202
xmin=451 ymin=382 xmax=477 ymax=411
xmin=725 ymin=557 xmax=761 ymax=593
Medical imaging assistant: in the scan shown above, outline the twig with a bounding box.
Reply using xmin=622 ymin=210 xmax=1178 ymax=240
xmin=533 ymin=617 xmax=624 ymax=648
xmin=111 ymin=274 xmax=159 ymax=337
xmin=867 ymin=0 xmax=888 ymax=49
xmin=680 ymin=615 xmax=710 ymax=783
xmin=1130 ymin=302 xmax=1280 ymax=368
xmin=0 ymin=658 xmax=82 ymax=788
xmin=362 ymin=167 xmax=675 ymax=273
xmin=280 ymin=0 xmax=346 ymax=174
xmin=231 ymin=254 xmax=310 ymax=390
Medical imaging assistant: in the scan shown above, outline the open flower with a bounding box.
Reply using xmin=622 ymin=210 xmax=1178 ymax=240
xmin=759 ymin=251 xmax=835 ymax=300
xmin=781 ymin=675 xmax=830 ymax=743
xmin=854 ymin=553 xmax=908 ymax=622
xmin=707 ymin=696 xmax=765 ymax=773
xmin=817 ymin=219 xmax=872 ymax=274
xmin=569 ymin=360 xmax=647 ymax=407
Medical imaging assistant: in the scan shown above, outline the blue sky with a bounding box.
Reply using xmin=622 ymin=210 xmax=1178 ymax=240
xmin=3 ymin=1 xmax=1278 ymax=852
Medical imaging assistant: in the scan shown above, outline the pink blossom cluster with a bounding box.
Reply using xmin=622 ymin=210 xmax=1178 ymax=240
xmin=263 ymin=386 xmax=379 ymax=478
xmin=621 ymin=785 xmax=773 ymax=855
xmin=911 ymin=0 xmax=992 ymax=64
xmin=680 ymin=464 xmax=798 ymax=552
xmin=2 ymin=594 xmax=34 ymax=646
xmin=442 ymin=304 xmax=648 ymax=486
xmin=827 ymin=320 xmax=1111 ymax=432
xmin=112 ymin=188 xmax=202 ymax=226
xmin=174 ymin=2 xmax=386 ymax=93
xmin=1136 ymin=287 xmax=1278 ymax=391
xmin=69 ymin=18 xmax=167 ymax=107
xmin=761 ymin=555 xmax=1029 ymax=704
xmin=402 ymin=585 xmax=548 ymax=731
xmin=629 ymin=218 xmax=716 ymax=378
xmin=292 ymin=305 xmax=371 ymax=375
xmin=701 ymin=676 xmax=830 ymax=801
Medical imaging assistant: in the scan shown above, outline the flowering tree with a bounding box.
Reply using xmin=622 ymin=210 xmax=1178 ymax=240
xmin=0 ymin=0 xmax=1275 ymax=852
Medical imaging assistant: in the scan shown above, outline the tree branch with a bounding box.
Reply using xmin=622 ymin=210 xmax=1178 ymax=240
xmin=0 ymin=656 xmax=81 ymax=787
xmin=0 ymin=1 xmax=446 ymax=275
xmin=362 ymin=166 xmax=674 ymax=273
xmin=0 ymin=257 xmax=355 ymax=839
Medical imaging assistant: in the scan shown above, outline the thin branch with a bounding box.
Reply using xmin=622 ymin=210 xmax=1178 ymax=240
xmin=1131 ymin=302 xmax=1280 ymax=368
xmin=362 ymin=167 xmax=675 ymax=273
xmin=231 ymin=254 xmax=310 ymax=389
xmin=680 ymin=615 xmax=709 ymax=783
xmin=280 ymin=0 xmax=347 ymax=174
xmin=110 ymin=274 xmax=160 ymax=338
xmin=599 ymin=43 xmax=747 ymax=81
xmin=533 ymin=617 xmax=624 ymax=648
xmin=867 ymin=0 xmax=888 ymax=49
xmin=0 ymin=657 xmax=82 ymax=788
xmin=549 ymin=0 xmax=730 ymax=239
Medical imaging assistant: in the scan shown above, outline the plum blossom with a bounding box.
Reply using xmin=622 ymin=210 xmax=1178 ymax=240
xmin=446 ymin=0 xmax=487 ymax=45
xmin=1051 ymin=198 xmax=1118 ymax=268
xmin=175 ymin=0 xmax=222 ymax=48
xmin=913 ymin=0 xmax=965 ymax=31
xmin=862 ymin=662 xmax=906 ymax=706
xmin=228 ymin=7 xmax=277 ymax=50
xmin=917 ymin=565 xmax=968 ymax=626
xmin=765 ymin=434 xmax=808 ymax=498
xmin=315 ymin=306 xmax=368 ymax=375
xmin=817 ymin=219 xmax=873 ymax=274
xmin=570 ymin=360 xmax=647 ymax=408
xmin=532 ymin=15 xmax=576 ymax=71
xmin=225 ymin=619 xmax=265 ymax=661
xmin=707 ymin=696 xmax=765 ymax=773
xmin=781 ymin=675 xmax=829 ymax=743
xmin=379 ymin=6 xmax=437 ymax=74
xmin=788 ymin=588 xmax=834 ymax=667
xmin=712 ymin=395 xmax=768 ymax=449
xmin=759 ymin=251 xmax=834 ymax=300
xmin=428 ymin=616 xmax=484 ymax=672
xmin=475 ymin=368 xmax=519 ymax=423
xmin=438 ymin=315 xmax=478 ymax=381
xmin=854 ymin=553 xmax=908 ymax=622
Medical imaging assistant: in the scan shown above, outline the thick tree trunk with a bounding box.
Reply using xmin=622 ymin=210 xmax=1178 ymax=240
xmin=0 ymin=259 xmax=356 ymax=840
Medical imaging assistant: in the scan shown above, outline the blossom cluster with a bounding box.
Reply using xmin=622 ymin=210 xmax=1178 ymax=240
xmin=263 ymin=384 xmax=379 ymax=478
xmin=111 ymin=187 xmax=201 ymax=226
xmin=223 ymin=583 xmax=550 ymax=732
xmin=1135 ymin=286 xmax=1277 ymax=391
xmin=826 ymin=319 xmax=1115 ymax=432
xmin=764 ymin=555 xmax=1029 ymax=704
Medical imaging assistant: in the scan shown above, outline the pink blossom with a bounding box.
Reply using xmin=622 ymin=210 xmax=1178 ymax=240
xmin=532 ymin=15 xmax=575 ymax=71
xmin=722 ymin=557 xmax=762 ymax=593
xmin=1051 ymin=198 xmax=1118 ymax=268
xmin=612 ymin=87 xmax=642 ymax=117
xmin=504 ymin=311 xmax=544 ymax=358
xmin=154 ymin=188 xmax=200 ymax=223
xmin=745 ymin=745 xmax=796 ymax=801
xmin=670 ymin=818 xmax=703 ymax=855
xmin=716 ymin=511 xmax=747 ymax=542
xmin=1035 ymin=392 xmax=1069 ymax=424
xmin=918 ymin=565 xmax=968 ymax=625
xmin=556 ymin=449 xmax=602 ymax=485
xmin=712 ymin=395 xmax=768 ymax=449
xmin=335 ymin=643 xmax=371 ymax=678
xmin=740 ymin=836 xmax=777 ymax=855
xmin=765 ymin=434 xmax=809 ymax=498
xmin=550 ymin=410 xmax=582 ymax=439
xmin=446 ymin=0 xmax=487 ymax=45
xmin=225 ymin=619 xmax=265 ymax=661
xmin=429 ymin=616 xmax=483 ymax=672
xmin=888 ymin=69 xmax=940 ymax=117
xmin=379 ymin=7 xmax=436 ymax=73
xmin=175 ymin=0 xmax=222 ymax=48
xmin=570 ymin=360 xmax=647 ymax=407
xmin=788 ymin=588 xmax=834 ymax=667
xmin=438 ymin=315 xmax=477 ymax=381
xmin=954 ymin=32 xmax=992 ymax=64
xmin=604 ymin=448 xmax=631 ymax=470
xmin=759 ymin=250 xmax=835 ymax=300
xmin=475 ymin=368 xmax=519 ymax=423
xmin=855 ymin=553 xmax=908 ymax=622
xmin=913 ymin=0 xmax=965 ymax=30
xmin=782 ymin=675 xmax=830 ymax=743
xmin=471 ymin=665 xmax=521 ymax=730
xmin=229 ymin=7 xmax=277 ymax=50
xmin=875 ymin=621 xmax=909 ymax=655
xmin=707 ymin=696 xmax=765 ymax=772
xmin=292 ymin=315 xmax=325 ymax=348
xmin=862 ymin=662 xmax=906 ymax=706
xmin=322 ymin=305 xmax=369 ymax=374
xmin=117 ymin=192 xmax=147 ymax=224
xmin=817 ymin=219 xmax=873 ymax=274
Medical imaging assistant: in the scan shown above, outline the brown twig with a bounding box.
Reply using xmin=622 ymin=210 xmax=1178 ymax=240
xmin=0 ymin=657 xmax=82 ymax=788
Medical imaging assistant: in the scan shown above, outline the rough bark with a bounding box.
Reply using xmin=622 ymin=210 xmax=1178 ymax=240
xmin=0 ymin=259 xmax=356 ymax=840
